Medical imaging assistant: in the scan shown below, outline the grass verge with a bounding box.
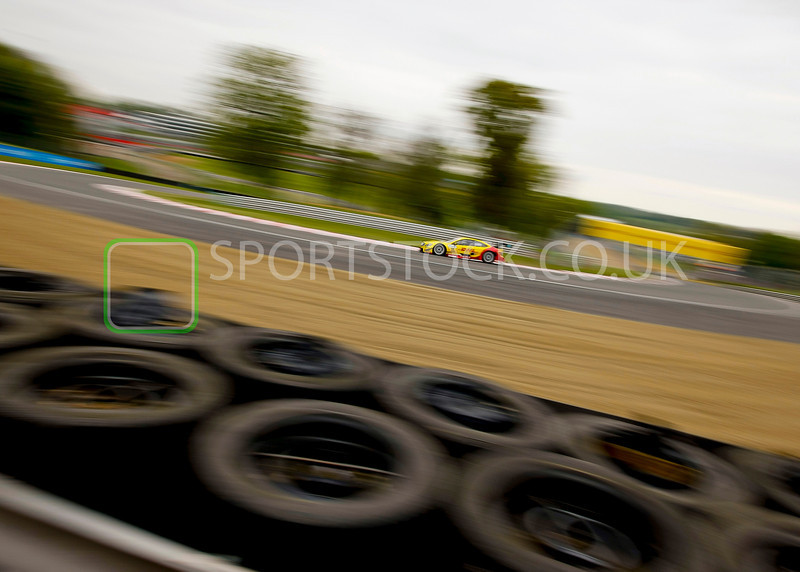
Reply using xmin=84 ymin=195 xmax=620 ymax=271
xmin=146 ymin=191 xmax=427 ymax=244
xmin=699 ymin=280 xmax=800 ymax=297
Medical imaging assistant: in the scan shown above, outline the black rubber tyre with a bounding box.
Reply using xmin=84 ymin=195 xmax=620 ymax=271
xmin=54 ymin=294 xmax=227 ymax=350
xmin=562 ymin=415 xmax=756 ymax=507
xmin=191 ymin=399 xmax=449 ymax=527
xmin=201 ymin=327 xmax=380 ymax=392
xmin=722 ymin=512 xmax=800 ymax=571
xmin=0 ymin=346 xmax=231 ymax=427
xmin=432 ymin=243 xmax=447 ymax=256
xmin=481 ymin=250 xmax=496 ymax=264
xmin=0 ymin=268 xmax=96 ymax=304
xmin=451 ymin=451 xmax=711 ymax=572
xmin=722 ymin=448 xmax=800 ymax=516
xmin=373 ymin=366 xmax=559 ymax=450
xmin=0 ymin=303 xmax=63 ymax=351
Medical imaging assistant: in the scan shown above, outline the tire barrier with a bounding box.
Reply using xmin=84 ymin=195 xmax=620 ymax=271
xmin=192 ymin=399 xmax=448 ymax=528
xmin=720 ymin=511 xmax=800 ymax=571
xmin=0 ymin=344 xmax=233 ymax=531
xmin=202 ymin=327 xmax=381 ymax=394
xmin=450 ymin=451 xmax=713 ymax=571
xmin=722 ymin=448 xmax=800 ymax=517
xmin=0 ymin=267 xmax=97 ymax=305
xmin=0 ymin=269 xmax=795 ymax=571
xmin=373 ymin=366 xmax=559 ymax=452
xmin=0 ymin=346 xmax=231 ymax=427
xmin=561 ymin=415 xmax=757 ymax=508
xmin=0 ymin=303 xmax=64 ymax=350
xmin=54 ymin=290 xmax=230 ymax=350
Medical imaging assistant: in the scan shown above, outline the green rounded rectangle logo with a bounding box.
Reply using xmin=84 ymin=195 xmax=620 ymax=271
xmin=104 ymin=238 xmax=199 ymax=334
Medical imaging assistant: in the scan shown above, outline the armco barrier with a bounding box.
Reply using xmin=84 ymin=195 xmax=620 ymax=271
xmin=0 ymin=143 xmax=102 ymax=171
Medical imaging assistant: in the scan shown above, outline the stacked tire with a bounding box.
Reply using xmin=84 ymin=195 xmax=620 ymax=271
xmin=0 ymin=267 xmax=796 ymax=571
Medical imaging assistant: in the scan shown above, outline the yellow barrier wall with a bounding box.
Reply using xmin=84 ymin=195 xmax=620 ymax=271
xmin=577 ymin=217 xmax=749 ymax=266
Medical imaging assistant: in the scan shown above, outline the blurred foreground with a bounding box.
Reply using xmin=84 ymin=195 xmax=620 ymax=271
xmin=0 ymin=267 xmax=798 ymax=571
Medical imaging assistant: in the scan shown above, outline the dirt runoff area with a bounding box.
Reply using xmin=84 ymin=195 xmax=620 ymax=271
xmin=1 ymin=194 xmax=799 ymax=456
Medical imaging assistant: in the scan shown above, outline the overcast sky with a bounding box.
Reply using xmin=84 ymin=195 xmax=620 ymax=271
xmin=3 ymin=0 xmax=799 ymax=233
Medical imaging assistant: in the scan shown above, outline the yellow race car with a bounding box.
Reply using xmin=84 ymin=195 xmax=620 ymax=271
xmin=419 ymin=237 xmax=505 ymax=264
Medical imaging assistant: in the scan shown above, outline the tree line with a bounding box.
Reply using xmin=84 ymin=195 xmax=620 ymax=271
xmin=206 ymin=45 xmax=579 ymax=238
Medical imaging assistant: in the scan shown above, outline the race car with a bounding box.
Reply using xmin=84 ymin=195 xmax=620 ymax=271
xmin=419 ymin=237 xmax=505 ymax=263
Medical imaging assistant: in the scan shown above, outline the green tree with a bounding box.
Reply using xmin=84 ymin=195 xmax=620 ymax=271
xmin=748 ymin=233 xmax=800 ymax=271
xmin=397 ymin=136 xmax=447 ymax=223
xmin=507 ymin=159 xmax=587 ymax=237
xmin=325 ymin=109 xmax=380 ymax=198
xmin=515 ymin=192 xmax=590 ymax=238
xmin=0 ymin=43 xmax=77 ymax=151
xmin=208 ymin=46 xmax=310 ymax=185
xmin=465 ymin=79 xmax=549 ymax=228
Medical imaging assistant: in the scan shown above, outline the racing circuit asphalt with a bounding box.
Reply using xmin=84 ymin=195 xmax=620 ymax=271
xmin=1 ymin=161 xmax=799 ymax=343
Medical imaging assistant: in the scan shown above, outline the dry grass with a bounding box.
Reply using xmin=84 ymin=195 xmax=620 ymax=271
xmin=2 ymin=195 xmax=799 ymax=455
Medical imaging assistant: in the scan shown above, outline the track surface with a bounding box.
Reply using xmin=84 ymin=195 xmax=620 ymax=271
xmin=1 ymin=161 xmax=799 ymax=343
